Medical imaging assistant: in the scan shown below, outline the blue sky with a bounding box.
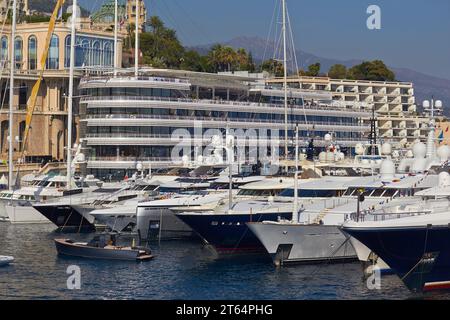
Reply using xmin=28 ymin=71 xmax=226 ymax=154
xmin=82 ymin=0 xmax=450 ymax=79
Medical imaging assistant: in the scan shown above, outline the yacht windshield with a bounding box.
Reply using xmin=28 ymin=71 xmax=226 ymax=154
xmin=279 ymin=189 xmax=341 ymax=198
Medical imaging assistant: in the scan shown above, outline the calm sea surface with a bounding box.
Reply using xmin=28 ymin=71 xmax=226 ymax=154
xmin=0 ymin=222 xmax=448 ymax=300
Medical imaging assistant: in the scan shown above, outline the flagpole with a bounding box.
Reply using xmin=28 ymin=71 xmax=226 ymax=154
xmin=134 ymin=0 xmax=139 ymax=77
xmin=67 ymin=0 xmax=77 ymax=188
xmin=113 ymin=0 xmax=118 ymax=76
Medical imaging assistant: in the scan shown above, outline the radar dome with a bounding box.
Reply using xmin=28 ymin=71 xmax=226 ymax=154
xmin=437 ymin=145 xmax=450 ymax=161
xmin=439 ymin=171 xmax=450 ymax=188
xmin=411 ymin=158 xmax=428 ymax=173
xmin=326 ymin=152 xmax=335 ymax=162
xmin=319 ymin=152 xmax=327 ymax=163
xmin=355 ymin=143 xmax=364 ymax=155
xmin=381 ymin=143 xmax=392 ymax=155
xmin=211 ymin=135 xmax=222 ymax=147
xmin=182 ymin=155 xmax=190 ymax=166
xmin=380 ymin=159 xmax=395 ymax=181
xmin=75 ymin=153 xmax=85 ymax=163
xmin=324 ymin=133 xmax=332 ymax=142
xmin=136 ymin=162 xmax=143 ymax=171
xmin=412 ymin=142 xmax=426 ymax=159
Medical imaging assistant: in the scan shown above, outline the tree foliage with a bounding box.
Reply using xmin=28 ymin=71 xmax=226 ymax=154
xmin=259 ymin=59 xmax=284 ymax=77
xmin=328 ymin=64 xmax=347 ymax=79
xmin=128 ymin=16 xmax=256 ymax=73
xmin=347 ymin=60 xmax=395 ymax=81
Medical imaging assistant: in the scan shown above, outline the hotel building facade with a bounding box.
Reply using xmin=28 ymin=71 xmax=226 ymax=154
xmin=79 ymin=70 xmax=372 ymax=180
xmin=0 ymin=20 xmax=122 ymax=165
xmin=267 ymin=76 xmax=433 ymax=148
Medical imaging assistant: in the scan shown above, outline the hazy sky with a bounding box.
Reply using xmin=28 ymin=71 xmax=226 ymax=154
xmin=82 ymin=0 xmax=450 ymax=80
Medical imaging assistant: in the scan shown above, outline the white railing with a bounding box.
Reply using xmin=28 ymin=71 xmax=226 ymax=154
xmin=80 ymin=95 xmax=371 ymax=114
xmin=84 ymin=113 xmax=366 ymax=128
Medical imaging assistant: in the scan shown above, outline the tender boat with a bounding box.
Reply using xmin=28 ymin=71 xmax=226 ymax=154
xmin=54 ymin=235 xmax=154 ymax=261
xmin=0 ymin=255 xmax=14 ymax=266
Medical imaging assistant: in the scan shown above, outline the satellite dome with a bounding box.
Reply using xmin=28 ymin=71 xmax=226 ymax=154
xmin=381 ymin=143 xmax=392 ymax=155
xmin=437 ymin=145 xmax=450 ymax=161
xmin=412 ymin=142 xmax=426 ymax=159
xmin=439 ymin=171 xmax=450 ymax=188
xmin=380 ymin=159 xmax=395 ymax=181
xmin=211 ymin=135 xmax=222 ymax=147
xmin=355 ymin=143 xmax=364 ymax=155
xmin=411 ymin=158 xmax=428 ymax=173
xmin=75 ymin=153 xmax=85 ymax=163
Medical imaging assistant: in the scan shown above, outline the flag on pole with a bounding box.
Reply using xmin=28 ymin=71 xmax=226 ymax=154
xmin=446 ymin=126 xmax=449 ymax=132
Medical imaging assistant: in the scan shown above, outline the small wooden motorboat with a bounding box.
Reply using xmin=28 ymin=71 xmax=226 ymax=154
xmin=0 ymin=255 xmax=14 ymax=267
xmin=54 ymin=235 xmax=154 ymax=261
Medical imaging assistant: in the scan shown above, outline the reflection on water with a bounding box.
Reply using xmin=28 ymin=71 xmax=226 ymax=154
xmin=0 ymin=223 xmax=447 ymax=300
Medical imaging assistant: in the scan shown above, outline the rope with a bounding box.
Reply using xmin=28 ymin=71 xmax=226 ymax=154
xmin=77 ymin=209 xmax=84 ymax=233
xmin=60 ymin=208 xmax=74 ymax=232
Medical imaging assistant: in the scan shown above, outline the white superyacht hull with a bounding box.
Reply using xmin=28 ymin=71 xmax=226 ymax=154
xmin=6 ymin=205 xmax=51 ymax=224
xmin=247 ymin=222 xmax=356 ymax=266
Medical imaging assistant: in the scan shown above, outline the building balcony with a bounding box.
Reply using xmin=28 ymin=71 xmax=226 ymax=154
xmin=84 ymin=133 xmax=368 ymax=147
xmin=83 ymin=114 xmax=368 ymax=131
xmin=80 ymin=95 xmax=371 ymax=117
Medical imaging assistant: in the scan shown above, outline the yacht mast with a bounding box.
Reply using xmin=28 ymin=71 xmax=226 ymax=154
xmin=113 ymin=0 xmax=118 ymax=76
xmin=134 ymin=0 xmax=139 ymax=77
xmin=8 ymin=0 xmax=16 ymax=190
xmin=292 ymin=124 xmax=299 ymax=223
xmin=67 ymin=0 xmax=78 ymax=188
xmin=282 ymin=0 xmax=289 ymax=161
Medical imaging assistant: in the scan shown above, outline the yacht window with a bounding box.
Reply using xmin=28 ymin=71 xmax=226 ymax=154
xmin=343 ymin=188 xmax=355 ymax=196
xmin=279 ymin=188 xmax=338 ymax=198
xmin=371 ymin=189 xmax=385 ymax=197
xmin=383 ymin=189 xmax=397 ymax=197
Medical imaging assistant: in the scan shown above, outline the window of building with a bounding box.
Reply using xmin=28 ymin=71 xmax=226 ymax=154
xmin=14 ymin=36 xmax=22 ymax=69
xmin=0 ymin=120 xmax=8 ymax=153
xmin=19 ymin=82 xmax=27 ymax=109
xmin=92 ymin=41 xmax=101 ymax=66
xmin=104 ymin=42 xmax=113 ymax=66
xmin=1 ymin=36 xmax=7 ymax=62
xmin=28 ymin=36 xmax=37 ymax=70
xmin=46 ymin=35 xmax=59 ymax=69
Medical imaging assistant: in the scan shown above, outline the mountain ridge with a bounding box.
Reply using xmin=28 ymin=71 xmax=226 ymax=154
xmin=190 ymin=36 xmax=450 ymax=115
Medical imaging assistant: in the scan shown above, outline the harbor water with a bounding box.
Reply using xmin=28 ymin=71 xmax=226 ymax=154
xmin=0 ymin=222 xmax=447 ymax=300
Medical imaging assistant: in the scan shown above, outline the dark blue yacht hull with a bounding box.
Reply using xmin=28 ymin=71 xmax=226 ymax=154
xmin=175 ymin=212 xmax=293 ymax=255
xmin=33 ymin=204 xmax=96 ymax=233
xmin=343 ymin=225 xmax=450 ymax=292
